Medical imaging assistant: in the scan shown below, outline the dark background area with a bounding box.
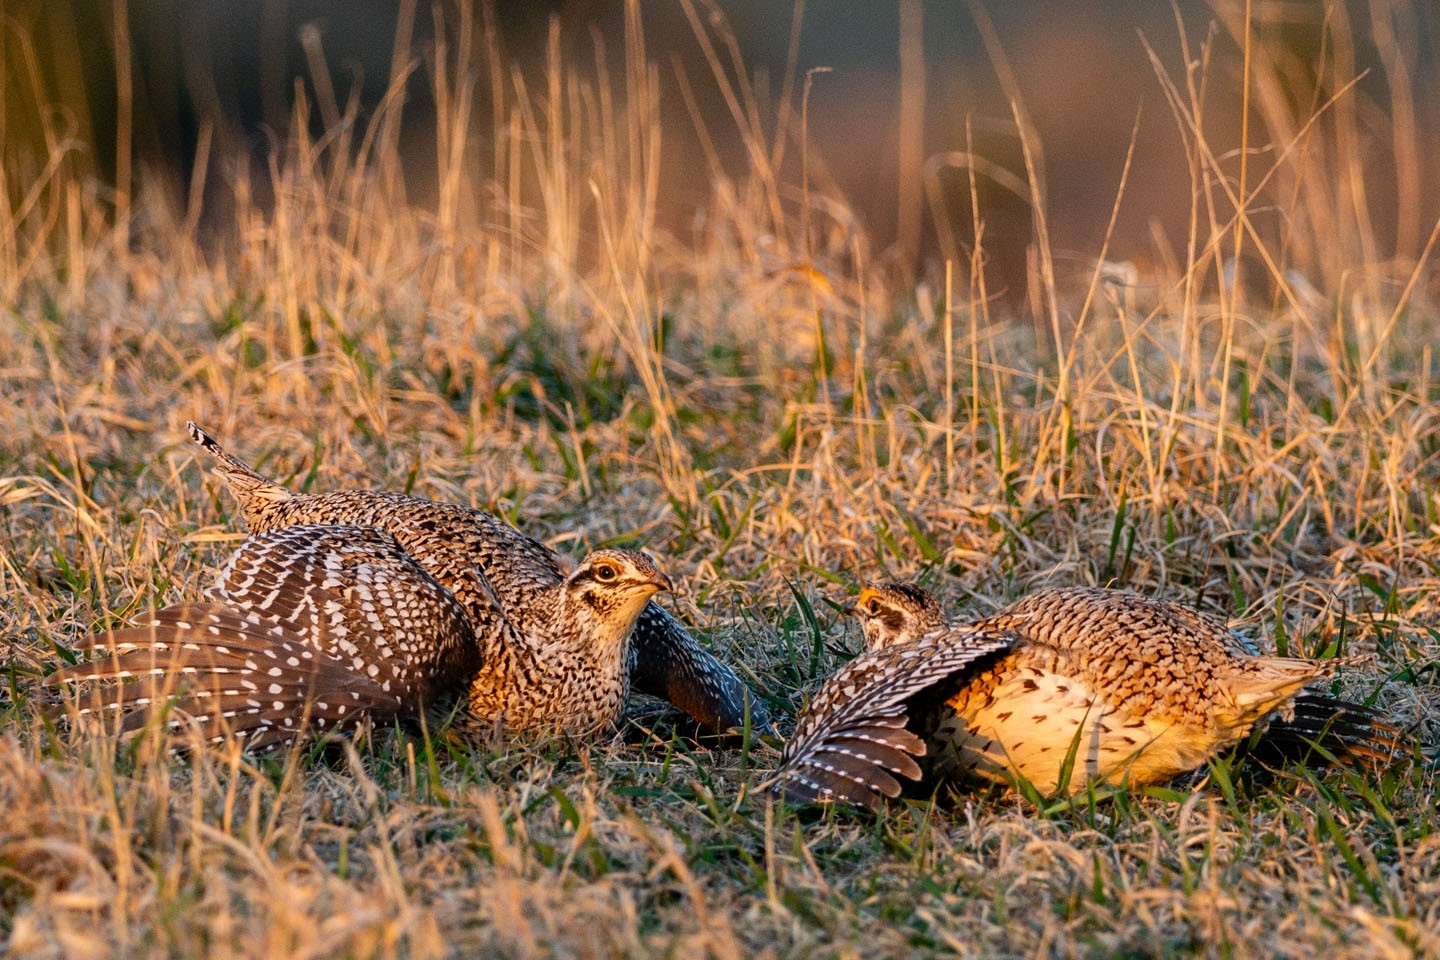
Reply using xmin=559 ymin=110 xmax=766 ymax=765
xmin=5 ymin=1 xmax=1436 ymax=284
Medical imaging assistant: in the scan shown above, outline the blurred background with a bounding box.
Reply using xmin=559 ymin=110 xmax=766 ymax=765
xmin=4 ymin=0 xmax=1437 ymax=296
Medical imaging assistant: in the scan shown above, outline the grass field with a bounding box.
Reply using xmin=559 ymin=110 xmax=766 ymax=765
xmin=3 ymin=3 xmax=1439 ymax=957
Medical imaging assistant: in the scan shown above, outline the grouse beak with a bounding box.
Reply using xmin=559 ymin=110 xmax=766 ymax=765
xmin=632 ymin=564 xmax=673 ymax=596
xmin=844 ymin=587 xmax=881 ymax=619
xmin=620 ymin=552 xmax=672 ymax=596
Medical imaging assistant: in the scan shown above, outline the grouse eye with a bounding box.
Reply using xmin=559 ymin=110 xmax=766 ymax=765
xmin=593 ymin=562 xmax=618 ymax=582
xmin=864 ymin=598 xmax=882 ymax=615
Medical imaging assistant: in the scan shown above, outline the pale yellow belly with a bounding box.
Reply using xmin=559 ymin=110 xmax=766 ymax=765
xmin=930 ymin=665 xmax=1222 ymax=795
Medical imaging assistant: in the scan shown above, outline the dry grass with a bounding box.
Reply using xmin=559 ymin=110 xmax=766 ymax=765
xmin=3 ymin=3 xmax=1438 ymax=957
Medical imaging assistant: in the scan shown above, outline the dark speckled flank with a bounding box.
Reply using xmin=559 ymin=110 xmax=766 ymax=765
xmin=47 ymin=422 xmax=766 ymax=746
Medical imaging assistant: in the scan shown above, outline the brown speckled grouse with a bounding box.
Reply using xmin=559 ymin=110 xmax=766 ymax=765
xmin=49 ymin=422 xmax=763 ymax=744
xmin=771 ymin=583 xmax=1399 ymax=810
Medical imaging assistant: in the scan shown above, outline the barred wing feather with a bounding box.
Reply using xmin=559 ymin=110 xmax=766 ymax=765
xmin=769 ymin=628 xmax=1016 ymax=812
xmin=48 ymin=525 xmax=482 ymax=745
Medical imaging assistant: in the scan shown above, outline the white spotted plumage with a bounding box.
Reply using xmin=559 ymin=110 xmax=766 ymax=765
xmin=47 ymin=425 xmax=694 ymax=745
xmin=181 ymin=422 xmax=764 ymax=734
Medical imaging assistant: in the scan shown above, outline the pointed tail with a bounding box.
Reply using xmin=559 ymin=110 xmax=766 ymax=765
xmin=1245 ymin=693 xmax=1411 ymax=772
xmin=187 ymin=421 xmax=292 ymax=509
